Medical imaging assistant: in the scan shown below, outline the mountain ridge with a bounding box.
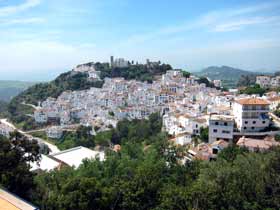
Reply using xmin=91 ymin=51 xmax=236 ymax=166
xmin=195 ymin=65 xmax=272 ymax=88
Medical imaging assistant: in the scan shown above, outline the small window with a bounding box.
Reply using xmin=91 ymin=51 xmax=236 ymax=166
xmin=252 ymin=127 xmax=255 ymax=130
xmin=212 ymin=148 xmax=219 ymax=154
xmin=253 ymin=121 xmax=256 ymax=124
xmin=262 ymin=121 xmax=266 ymax=124
xmin=213 ymin=129 xmax=217 ymax=133
xmin=224 ymin=122 xmax=228 ymax=126
xmin=196 ymin=124 xmax=198 ymax=128
xmin=222 ymin=130 xmax=230 ymax=134
xmin=244 ymin=127 xmax=247 ymax=130
xmin=245 ymin=121 xmax=248 ymax=124
xmin=215 ymin=122 xmax=218 ymax=125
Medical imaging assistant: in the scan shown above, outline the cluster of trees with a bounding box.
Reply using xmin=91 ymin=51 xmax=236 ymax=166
xmin=0 ymin=100 xmax=9 ymax=118
xmin=2 ymin=135 xmax=280 ymax=210
xmin=196 ymin=77 xmax=216 ymax=88
xmin=1 ymin=119 xmax=280 ymax=209
xmin=0 ymin=132 xmax=40 ymax=200
xmin=95 ymin=62 xmax=172 ymax=83
xmin=56 ymin=126 xmax=95 ymax=150
xmin=239 ymin=84 xmax=266 ymax=96
xmin=55 ymin=113 xmax=163 ymax=150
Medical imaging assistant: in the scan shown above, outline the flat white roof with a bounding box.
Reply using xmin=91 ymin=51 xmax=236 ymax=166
xmin=52 ymin=146 xmax=105 ymax=168
xmin=210 ymin=114 xmax=234 ymax=122
xmin=30 ymin=154 xmax=60 ymax=172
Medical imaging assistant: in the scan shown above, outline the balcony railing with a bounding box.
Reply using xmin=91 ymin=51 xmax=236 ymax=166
xmin=243 ymin=108 xmax=269 ymax=111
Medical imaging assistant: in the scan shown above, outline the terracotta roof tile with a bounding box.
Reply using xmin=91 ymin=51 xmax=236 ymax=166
xmin=235 ymin=98 xmax=270 ymax=105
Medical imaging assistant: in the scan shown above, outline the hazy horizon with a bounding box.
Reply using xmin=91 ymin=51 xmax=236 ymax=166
xmin=0 ymin=64 xmax=278 ymax=82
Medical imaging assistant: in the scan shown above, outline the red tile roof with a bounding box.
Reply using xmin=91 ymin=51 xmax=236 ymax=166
xmin=235 ymin=98 xmax=270 ymax=105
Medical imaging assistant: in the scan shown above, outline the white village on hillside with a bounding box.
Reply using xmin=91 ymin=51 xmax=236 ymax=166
xmin=1 ymin=57 xmax=280 ymax=170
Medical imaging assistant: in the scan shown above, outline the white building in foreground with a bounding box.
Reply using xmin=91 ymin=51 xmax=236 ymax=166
xmin=30 ymin=146 xmax=105 ymax=171
xmin=233 ymin=98 xmax=270 ymax=132
xmin=208 ymin=115 xmax=234 ymax=144
xmin=51 ymin=146 xmax=105 ymax=168
xmin=30 ymin=154 xmax=61 ymax=172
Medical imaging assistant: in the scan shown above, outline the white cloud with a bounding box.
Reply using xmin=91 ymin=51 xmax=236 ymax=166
xmin=121 ymin=2 xmax=280 ymax=46
xmin=0 ymin=40 xmax=107 ymax=73
xmin=0 ymin=17 xmax=45 ymax=25
xmin=214 ymin=16 xmax=280 ymax=32
xmin=0 ymin=0 xmax=41 ymax=16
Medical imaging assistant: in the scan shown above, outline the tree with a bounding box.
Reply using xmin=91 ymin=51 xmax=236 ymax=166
xmin=197 ymin=77 xmax=215 ymax=88
xmin=217 ymin=145 xmax=249 ymax=162
xmin=191 ymin=148 xmax=280 ymax=210
xmin=182 ymin=71 xmax=191 ymax=78
xmin=199 ymin=127 xmax=209 ymax=143
xmin=0 ymin=131 xmax=40 ymax=199
xmin=240 ymin=84 xmax=266 ymax=96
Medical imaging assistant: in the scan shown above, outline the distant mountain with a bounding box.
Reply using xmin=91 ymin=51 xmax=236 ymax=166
xmin=196 ymin=66 xmax=258 ymax=80
xmin=0 ymin=80 xmax=36 ymax=101
xmin=195 ymin=66 xmax=263 ymax=88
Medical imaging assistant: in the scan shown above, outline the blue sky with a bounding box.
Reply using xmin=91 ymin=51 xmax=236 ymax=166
xmin=0 ymin=0 xmax=280 ymax=81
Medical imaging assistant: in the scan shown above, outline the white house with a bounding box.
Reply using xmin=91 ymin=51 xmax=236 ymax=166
xmin=233 ymin=97 xmax=270 ymax=132
xmin=213 ymin=80 xmax=222 ymax=88
xmin=267 ymin=96 xmax=280 ymax=111
xmin=34 ymin=109 xmax=48 ymax=123
xmin=256 ymin=76 xmax=271 ymax=88
xmin=88 ymin=70 xmax=101 ymax=80
xmin=170 ymin=132 xmax=192 ymax=146
xmin=270 ymin=76 xmax=280 ymax=87
xmin=0 ymin=122 xmax=14 ymax=138
xmin=208 ymin=115 xmax=234 ymax=144
xmin=46 ymin=126 xmax=63 ymax=139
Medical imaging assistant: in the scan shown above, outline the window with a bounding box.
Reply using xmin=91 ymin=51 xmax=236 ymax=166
xmin=253 ymin=121 xmax=256 ymax=124
xmin=213 ymin=129 xmax=217 ymax=133
xmin=224 ymin=122 xmax=228 ymax=126
xmin=215 ymin=122 xmax=218 ymax=125
xmin=244 ymin=127 xmax=247 ymax=130
xmin=222 ymin=130 xmax=230 ymax=134
xmin=252 ymin=127 xmax=255 ymax=130
xmin=196 ymin=124 xmax=198 ymax=128
xmin=212 ymin=148 xmax=219 ymax=154
xmin=245 ymin=121 xmax=248 ymax=124
xmin=262 ymin=121 xmax=266 ymax=124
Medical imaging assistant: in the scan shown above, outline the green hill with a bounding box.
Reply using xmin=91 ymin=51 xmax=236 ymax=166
xmin=0 ymin=80 xmax=36 ymax=101
xmin=195 ymin=66 xmax=259 ymax=88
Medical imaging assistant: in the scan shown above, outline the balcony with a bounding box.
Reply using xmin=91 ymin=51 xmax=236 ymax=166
xmin=242 ymin=114 xmax=269 ymax=119
xmin=243 ymin=108 xmax=269 ymax=112
xmin=242 ymin=107 xmax=269 ymax=111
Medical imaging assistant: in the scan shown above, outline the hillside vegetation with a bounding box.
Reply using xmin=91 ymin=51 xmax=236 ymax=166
xmin=0 ymin=80 xmax=35 ymax=101
xmin=196 ymin=66 xmax=259 ymax=88
xmin=1 ymin=118 xmax=280 ymax=210
xmin=95 ymin=62 xmax=172 ymax=83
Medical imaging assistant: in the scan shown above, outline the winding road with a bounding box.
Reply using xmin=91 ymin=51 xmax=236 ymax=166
xmin=0 ymin=118 xmax=60 ymax=154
